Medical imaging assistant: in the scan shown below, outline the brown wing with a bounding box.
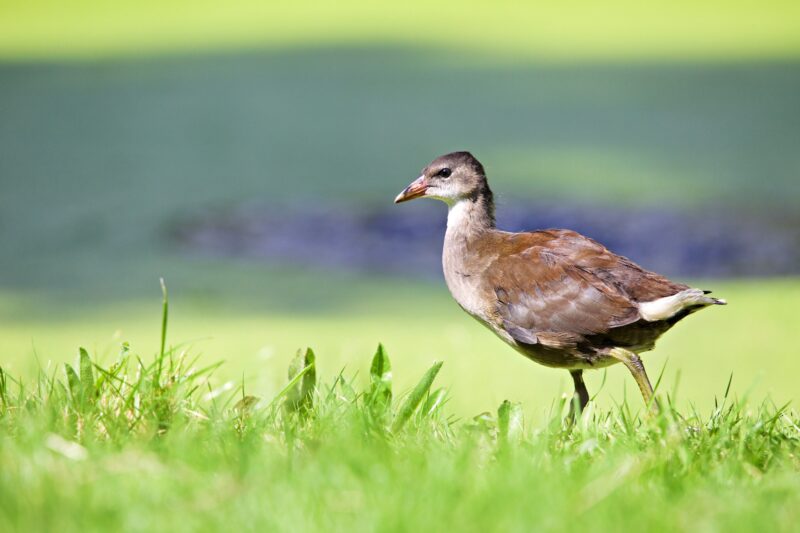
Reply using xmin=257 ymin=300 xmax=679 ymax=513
xmin=483 ymin=229 xmax=685 ymax=350
xmin=544 ymin=229 xmax=689 ymax=302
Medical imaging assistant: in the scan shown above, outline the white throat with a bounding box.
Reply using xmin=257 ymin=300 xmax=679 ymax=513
xmin=446 ymin=199 xmax=471 ymax=231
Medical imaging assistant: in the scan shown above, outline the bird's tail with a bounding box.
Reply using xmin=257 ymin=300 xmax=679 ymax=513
xmin=639 ymin=288 xmax=726 ymax=321
xmin=701 ymin=289 xmax=727 ymax=305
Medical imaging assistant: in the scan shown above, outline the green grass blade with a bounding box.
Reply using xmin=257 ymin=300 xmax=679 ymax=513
xmin=370 ymin=343 xmax=392 ymax=391
xmin=79 ymin=348 xmax=94 ymax=403
xmin=422 ymin=388 xmax=447 ymax=417
xmin=369 ymin=343 xmax=392 ymax=411
xmin=283 ymin=348 xmax=317 ymax=414
xmin=0 ymin=366 xmax=9 ymax=416
xmin=156 ymin=277 xmax=169 ymax=386
xmin=64 ymin=363 xmax=81 ymax=405
xmin=272 ymin=364 xmax=312 ymax=406
xmin=301 ymin=348 xmax=316 ymax=404
xmin=392 ymin=361 xmax=442 ymax=433
xmin=497 ymin=400 xmax=524 ymax=445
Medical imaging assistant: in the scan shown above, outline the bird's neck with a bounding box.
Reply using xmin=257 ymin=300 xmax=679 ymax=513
xmin=442 ymin=190 xmax=496 ymax=316
xmin=445 ymin=190 xmax=496 ymax=243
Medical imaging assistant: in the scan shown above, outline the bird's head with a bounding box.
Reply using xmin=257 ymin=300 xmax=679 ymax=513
xmin=394 ymin=151 xmax=488 ymax=205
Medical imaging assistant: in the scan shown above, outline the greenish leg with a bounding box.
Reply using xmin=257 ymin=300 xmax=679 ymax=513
xmin=609 ymin=348 xmax=659 ymax=412
xmin=567 ymin=369 xmax=590 ymax=421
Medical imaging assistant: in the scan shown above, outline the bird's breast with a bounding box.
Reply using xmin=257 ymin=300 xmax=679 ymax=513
xmin=444 ymin=269 xmax=485 ymax=318
xmin=442 ymin=250 xmax=495 ymax=325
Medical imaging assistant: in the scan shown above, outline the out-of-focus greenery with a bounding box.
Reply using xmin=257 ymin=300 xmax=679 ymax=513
xmin=1 ymin=0 xmax=799 ymax=60
xmin=2 ymin=53 xmax=798 ymax=300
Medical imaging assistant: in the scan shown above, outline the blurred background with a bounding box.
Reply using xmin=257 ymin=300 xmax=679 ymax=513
xmin=1 ymin=0 xmax=799 ymax=418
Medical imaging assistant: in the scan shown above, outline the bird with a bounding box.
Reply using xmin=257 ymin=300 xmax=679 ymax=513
xmin=394 ymin=151 xmax=726 ymax=416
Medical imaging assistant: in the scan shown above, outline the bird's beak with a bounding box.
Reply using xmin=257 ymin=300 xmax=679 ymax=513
xmin=394 ymin=175 xmax=428 ymax=204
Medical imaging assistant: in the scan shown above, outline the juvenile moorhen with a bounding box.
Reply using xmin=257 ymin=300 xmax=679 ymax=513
xmin=395 ymin=151 xmax=725 ymax=414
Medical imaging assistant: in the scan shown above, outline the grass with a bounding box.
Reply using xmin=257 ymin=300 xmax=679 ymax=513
xmin=1 ymin=0 xmax=800 ymax=61
xmin=1 ymin=290 xmax=799 ymax=532
xmin=2 ymin=277 xmax=800 ymax=419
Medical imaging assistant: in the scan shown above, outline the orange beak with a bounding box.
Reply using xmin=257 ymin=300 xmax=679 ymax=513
xmin=394 ymin=175 xmax=428 ymax=203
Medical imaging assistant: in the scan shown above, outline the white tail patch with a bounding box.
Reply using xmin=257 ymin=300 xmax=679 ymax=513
xmin=639 ymin=288 xmax=726 ymax=322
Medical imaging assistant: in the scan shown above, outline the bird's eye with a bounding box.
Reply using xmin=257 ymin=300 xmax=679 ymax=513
xmin=438 ymin=168 xmax=452 ymax=178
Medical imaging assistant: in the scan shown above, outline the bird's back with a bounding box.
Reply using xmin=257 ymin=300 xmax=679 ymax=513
xmin=463 ymin=228 xmax=720 ymax=367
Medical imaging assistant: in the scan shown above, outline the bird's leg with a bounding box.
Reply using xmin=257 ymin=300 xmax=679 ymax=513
xmin=608 ymin=348 xmax=659 ymax=412
xmin=567 ymin=369 xmax=590 ymax=421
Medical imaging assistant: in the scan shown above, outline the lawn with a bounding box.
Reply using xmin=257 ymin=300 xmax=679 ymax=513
xmin=2 ymin=316 xmax=799 ymax=532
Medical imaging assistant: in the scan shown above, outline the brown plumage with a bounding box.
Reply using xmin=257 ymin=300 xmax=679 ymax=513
xmin=395 ymin=151 xmax=726 ymax=415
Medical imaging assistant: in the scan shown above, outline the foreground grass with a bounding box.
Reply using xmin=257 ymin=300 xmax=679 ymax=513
xmin=1 ymin=294 xmax=799 ymax=532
